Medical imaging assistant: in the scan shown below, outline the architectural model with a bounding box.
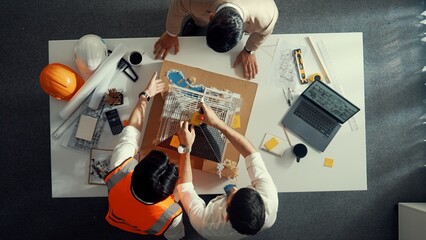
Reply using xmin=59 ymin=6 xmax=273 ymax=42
xmin=155 ymin=69 xmax=242 ymax=164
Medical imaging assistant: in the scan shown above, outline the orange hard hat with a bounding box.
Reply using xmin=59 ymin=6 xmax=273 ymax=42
xmin=39 ymin=63 xmax=84 ymax=101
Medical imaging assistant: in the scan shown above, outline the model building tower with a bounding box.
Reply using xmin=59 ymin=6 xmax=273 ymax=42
xmin=158 ymin=124 xmax=225 ymax=163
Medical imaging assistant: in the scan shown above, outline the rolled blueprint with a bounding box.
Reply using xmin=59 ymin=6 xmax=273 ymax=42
xmin=87 ymin=67 xmax=115 ymax=110
xmin=59 ymin=43 xmax=128 ymax=119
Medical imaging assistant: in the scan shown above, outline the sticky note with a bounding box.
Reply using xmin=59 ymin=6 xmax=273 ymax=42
xmin=169 ymin=135 xmax=180 ymax=148
xmin=324 ymin=157 xmax=334 ymax=168
xmin=190 ymin=112 xmax=203 ymax=126
xmin=232 ymin=114 xmax=241 ymax=129
xmin=260 ymin=133 xmax=287 ymax=156
xmin=263 ymin=137 xmax=279 ymax=151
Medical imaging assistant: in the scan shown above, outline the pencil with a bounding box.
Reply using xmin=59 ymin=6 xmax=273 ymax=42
xmin=283 ymin=126 xmax=292 ymax=147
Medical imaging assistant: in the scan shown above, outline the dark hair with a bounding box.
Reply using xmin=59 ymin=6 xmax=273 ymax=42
xmin=227 ymin=188 xmax=266 ymax=235
xmin=131 ymin=150 xmax=178 ymax=203
xmin=206 ymin=7 xmax=244 ymax=53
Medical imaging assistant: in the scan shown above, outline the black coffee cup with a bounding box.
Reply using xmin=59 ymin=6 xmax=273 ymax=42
xmin=128 ymin=51 xmax=143 ymax=66
xmin=293 ymin=143 xmax=308 ymax=162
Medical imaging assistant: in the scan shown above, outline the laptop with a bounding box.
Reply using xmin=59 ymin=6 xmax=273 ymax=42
xmin=281 ymin=80 xmax=360 ymax=152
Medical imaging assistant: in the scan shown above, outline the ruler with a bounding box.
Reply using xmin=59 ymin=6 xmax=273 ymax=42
xmin=316 ymin=40 xmax=359 ymax=132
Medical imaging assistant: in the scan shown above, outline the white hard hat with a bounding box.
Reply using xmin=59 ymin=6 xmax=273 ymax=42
xmin=74 ymin=34 xmax=108 ymax=80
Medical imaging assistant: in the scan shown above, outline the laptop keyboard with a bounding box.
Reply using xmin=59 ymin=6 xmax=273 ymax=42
xmin=294 ymin=100 xmax=336 ymax=137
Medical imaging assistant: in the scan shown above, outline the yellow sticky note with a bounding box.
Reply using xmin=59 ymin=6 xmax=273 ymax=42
xmin=263 ymin=137 xmax=279 ymax=151
xmin=324 ymin=158 xmax=334 ymax=168
xmin=260 ymin=133 xmax=287 ymax=156
xmin=169 ymin=135 xmax=180 ymax=148
xmin=190 ymin=112 xmax=203 ymax=126
xmin=232 ymin=114 xmax=241 ymax=129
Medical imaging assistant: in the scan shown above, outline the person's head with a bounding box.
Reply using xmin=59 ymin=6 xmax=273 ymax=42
xmin=131 ymin=150 xmax=178 ymax=203
xmin=226 ymin=187 xmax=266 ymax=235
xmin=206 ymin=7 xmax=244 ymax=53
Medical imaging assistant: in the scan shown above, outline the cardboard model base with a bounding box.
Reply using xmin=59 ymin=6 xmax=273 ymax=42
xmin=141 ymin=60 xmax=257 ymax=178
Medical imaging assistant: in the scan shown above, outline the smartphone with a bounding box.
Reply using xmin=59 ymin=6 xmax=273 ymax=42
xmin=105 ymin=109 xmax=123 ymax=135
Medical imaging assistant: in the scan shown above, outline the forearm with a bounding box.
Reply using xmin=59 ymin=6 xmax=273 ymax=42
xmin=245 ymin=32 xmax=271 ymax=52
xmin=110 ymin=96 xmax=146 ymax=162
xmin=110 ymin=126 xmax=141 ymax=168
xmin=127 ymin=96 xmax=148 ymax=132
xmin=214 ymin=121 xmax=256 ymax=158
xmin=178 ymin=153 xmax=193 ymax=184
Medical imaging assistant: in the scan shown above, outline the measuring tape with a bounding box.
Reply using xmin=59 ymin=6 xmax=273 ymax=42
xmin=309 ymin=73 xmax=322 ymax=82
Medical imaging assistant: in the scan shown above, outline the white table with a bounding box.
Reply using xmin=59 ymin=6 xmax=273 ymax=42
xmin=399 ymin=203 xmax=426 ymax=240
xmin=49 ymin=33 xmax=366 ymax=197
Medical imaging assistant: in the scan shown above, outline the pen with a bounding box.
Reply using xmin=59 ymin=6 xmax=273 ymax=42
xmin=282 ymin=88 xmax=291 ymax=106
xmin=283 ymin=126 xmax=292 ymax=147
xmin=287 ymin=88 xmax=294 ymax=106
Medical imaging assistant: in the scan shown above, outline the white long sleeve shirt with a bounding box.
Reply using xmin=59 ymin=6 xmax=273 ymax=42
xmin=177 ymin=152 xmax=279 ymax=239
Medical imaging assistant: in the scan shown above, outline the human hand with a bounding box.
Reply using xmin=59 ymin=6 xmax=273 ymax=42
xmin=153 ymin=32 xmax=180 ymax=60
xmin=199 ymin=102 xmax=224 ymax=129
xmin=233 ymin=50 xmax=258 ymax=80
xmin=143 ymin=72 xmax=165 ymax=98
xmin=177 ymin=121 xmax=195 ymax=148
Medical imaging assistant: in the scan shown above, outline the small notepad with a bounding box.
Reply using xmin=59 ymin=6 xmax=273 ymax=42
xmin=75 ymin=114 xmax=98 ymax=141
xmin=260 ymin=133 xmax=287 ymax=156
xmin=264 ymin=137 xmax=279 ymax=151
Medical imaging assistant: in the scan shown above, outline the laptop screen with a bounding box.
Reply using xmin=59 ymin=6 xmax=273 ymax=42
xmin=303 ymin=80 xmax=360 ymax=123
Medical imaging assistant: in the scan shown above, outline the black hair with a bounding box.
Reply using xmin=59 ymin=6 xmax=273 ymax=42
xmin=131 ymin=150 xmax=178 ymax=203
xmin=206 ymin=7 xmax=244 ymax=53
xmin=227 ymin=188 xmax=266 ymax=235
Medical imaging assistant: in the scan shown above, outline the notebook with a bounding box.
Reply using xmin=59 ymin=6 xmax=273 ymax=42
xmin=281 ymin=80 xmax=360 ymax=152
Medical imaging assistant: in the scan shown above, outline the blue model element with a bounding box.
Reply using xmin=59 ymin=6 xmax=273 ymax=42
xmin=224 ymin=184 xmax=236 ymax=196
xmin=166 ymin=70 xmax=204 ymax=92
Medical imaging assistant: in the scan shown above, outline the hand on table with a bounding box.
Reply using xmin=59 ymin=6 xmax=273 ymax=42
xmin=153 ymin=32 xmax=180 ymax=60
xmin=233 ymin=50 xmax=258 ymax=80
xmin=143 ymin=72 xmax=165 ymax=98
xmin=177 ymin=121 xmax=195 ymax=148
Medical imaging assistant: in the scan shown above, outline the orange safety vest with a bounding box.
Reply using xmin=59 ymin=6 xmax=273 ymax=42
xmin=104 ymin=157 xmax=182 ymax=235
